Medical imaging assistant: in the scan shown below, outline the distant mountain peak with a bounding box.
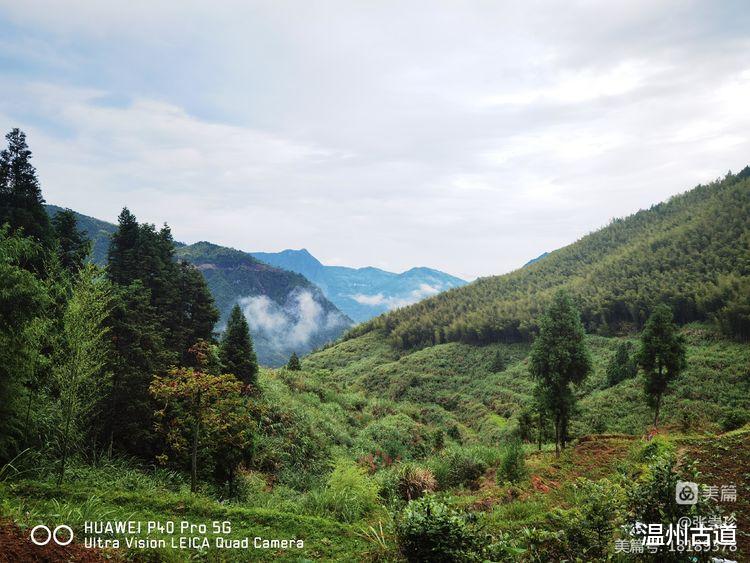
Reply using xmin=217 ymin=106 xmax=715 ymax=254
xmin=250 ymin=249 xmax=467 ymax=323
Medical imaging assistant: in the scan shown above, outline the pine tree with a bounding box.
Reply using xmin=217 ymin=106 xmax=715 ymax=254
xmin=286 ymin=352 xmax=301 ymax=371
xmin=173 ymin=262 xmax=219 ymax=361
xmin=106 ymin=208 xmax=140 ymax=286
xmin=637 ymin=305 xmax=687 ymax=427
xmin=103 ymin=209 xmax=219 ymax=456
xmin=52 ymin=209 xmax=90 ymax=274
xmin=0 ymin=129 xmax=54 ymax=254
xmin=490 ymin=350 xmax=507 ymax=372
xmin=529 ymin=291 xmax=591 ymax=456
xmin=220 ymin=304 xmax=258 ymax=390
xmin=605 ymin=341 xmax=637 ymax=387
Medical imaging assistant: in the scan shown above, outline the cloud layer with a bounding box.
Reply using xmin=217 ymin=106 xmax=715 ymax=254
xmin=350 ymin=283 xmax=441 ymax=310
xmin=238 ymin=288 xmax=349 ymax=353
xmin=0 ymin=1 xmax=749 ymax=278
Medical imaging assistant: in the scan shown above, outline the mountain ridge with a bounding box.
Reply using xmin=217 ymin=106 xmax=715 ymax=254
xmin=43 ymin=206 xmax=352 ymax=366
xmin=343 ymin=168 xmax=750 ymax=350
xmin=250 ymin=249 xmax=467 ymax=323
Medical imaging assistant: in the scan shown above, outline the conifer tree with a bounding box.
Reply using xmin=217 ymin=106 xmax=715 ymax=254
xmin=529 ymin=291 xmax=591 ymax=456
xmin=52 ymin=209 xmax=90 ymax=274
xmin=605 ymin=341 xmax=637 ymax=387
xmin=0 ymin=129 xmax=54 ymax=249
xmin=637 ymin=305 xmax=687 ymax=427
xmin=220 ymin=304 xmax=258 ymax=390
xmin=106 ymin=208 xmax=140 ymax=286
xmin=286 ymin=352 xmax=301 ymax=371
xmin=173 ymin=262 xmax=219 ymax=361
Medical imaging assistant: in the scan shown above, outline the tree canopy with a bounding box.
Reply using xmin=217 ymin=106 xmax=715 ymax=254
xmin=529 ymin=291 xmax=591 ymax=456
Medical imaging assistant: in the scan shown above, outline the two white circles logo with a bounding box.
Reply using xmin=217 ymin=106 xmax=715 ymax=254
xmin=30 ymin=524 xmax=73 ymax=546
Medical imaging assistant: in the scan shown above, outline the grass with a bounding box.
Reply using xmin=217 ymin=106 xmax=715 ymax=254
xmin=0 ymin=460 xmax=369 ymax=562
xmin=3 ymin=324 xmax=748 ymax=560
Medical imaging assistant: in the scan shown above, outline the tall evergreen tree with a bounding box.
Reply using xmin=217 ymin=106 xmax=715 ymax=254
xmin=220 ymin=304 xmax=258 ymax=390
xmin=173 ymin=262 xmax=219 ymax=361
xmin=103 ymin=209 xmax=218 ymax=456
xmin=286 ymin=352 xmax=301 ymax=371
xmin=52 ymin=209 xmax=90 ymax=274
xmin=106 ymin=208 xmax=140 ymax=286
xmin=0 ymin=129 xmax=54 ymax=249
xmin=637 ymin=305 xmax=687 ymax=427
xmin=529 ymin=291 xmax=591 ymax=457
xmin=605 ymin=341 xmax=637 ymax=387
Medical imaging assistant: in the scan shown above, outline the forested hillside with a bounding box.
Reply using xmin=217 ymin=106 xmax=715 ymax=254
xmin=177 ymin=242 xmax=351 ymax=365
xmin=41 ymin=207 xmax=353 ymax=366
xmin=349 ymin=170 xmax=750 ymax=349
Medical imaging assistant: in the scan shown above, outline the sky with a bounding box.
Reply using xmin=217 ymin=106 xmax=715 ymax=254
xmin=0 ymin=1 xmax=748 ymax=280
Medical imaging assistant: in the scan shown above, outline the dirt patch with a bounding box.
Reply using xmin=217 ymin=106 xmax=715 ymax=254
xmin=684 ymin=429 xmax=750 ymax=559
xmin=0 ymin=521 xmax=118 ymax=563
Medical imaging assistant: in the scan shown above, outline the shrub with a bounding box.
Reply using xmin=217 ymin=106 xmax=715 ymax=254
xmin=626 ymin=450 xmax=718 ymax=546
xmin=499 ymin=440 xmax=526 ymax=484
xmin=395 ymin=496 xmax=484 ymax=562
xmin=431 ymin=447 xmax=488 ymax=490
xmin=304 ymin=458 xmax=380 ymax=522
xmin=397 ymin=463 xmax=437 ymax=501
xmin=633 ymin=435 xmax=674 ymax=463
xmin=720 ymin=408 xmax=749 ymax=432
xmin=354 ymin=414 xmax=431 ymax=467
xmin=568 ymin=478 xmax=624 ymax=559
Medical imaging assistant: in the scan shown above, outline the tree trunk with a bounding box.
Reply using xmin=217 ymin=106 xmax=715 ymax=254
xmin=57 ymin=405 xmax=72 ymax=488
xmin=653 ymin=393 xmax=661 ymax=427
xmin=190 ymin=419 xmax=200 ymax=493
xmin=554 ymin=413 xmax=560 ymax=457
xmin=537 ymin=411 xmax=543 ymax=451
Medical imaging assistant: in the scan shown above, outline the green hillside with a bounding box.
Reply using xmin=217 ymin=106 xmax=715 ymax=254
xmin=44 ymin=204 xmax=117 ymax=265
xmin=348 ymin=169 xmax=750 ymax=350
xmin=176 ymin=241 xmax=352 ymax=366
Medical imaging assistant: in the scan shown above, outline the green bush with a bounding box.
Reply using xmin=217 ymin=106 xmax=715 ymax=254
xmin=633 ymin=435 xmax=675 ymax=463
xmin=626 ymin=450 xmax=719 ymax=545
xmin=396 ymin=463 xmax=437 ymax=501
xmin=395 ymin=496 xmax=484 ymax=562
xmin=431 ymin=447 xmax=488 ymax=490
xmin=720 ymin=408 xmax=749 ymax=432
xmin=567 ymin=478 xmax=624 ymax=559
xmin=499 ymin=440 xmax=526 ymax=484
xmin=304 ymin=458 xmax=379 ymax=522
xmin=354 ymin=414 xmax=431 ymax=467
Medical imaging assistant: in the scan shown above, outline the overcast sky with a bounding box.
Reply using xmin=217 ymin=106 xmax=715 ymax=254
xmin=0 ymin=1 xmax=748 ymax=280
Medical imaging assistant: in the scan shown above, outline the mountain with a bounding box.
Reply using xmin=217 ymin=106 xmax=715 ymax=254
xmin=345 ymin=168 xmax=750 ymax=350
xmin=44 ymin=204 xmax=117 ymax=265
xmin=176 ymin=242 xmax=351 ymax=366
xmin=250 ymin=248 xmax=467 ymax=323
xmin=523 ymin=251 xmax=549 ymax=267
xmin=304 ymin=168 xmax=750 ymax=440
xmin=43 ymin=206 xmax=352 ymax=366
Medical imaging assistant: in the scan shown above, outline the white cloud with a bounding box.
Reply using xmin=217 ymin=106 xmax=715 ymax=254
xmin=238 ymin=289 xmax=348 ymax=350
xmin=0 ymin=2 xmax=749 ymax=279
xmin=350 ymin=283 xmax=441 ymax=310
